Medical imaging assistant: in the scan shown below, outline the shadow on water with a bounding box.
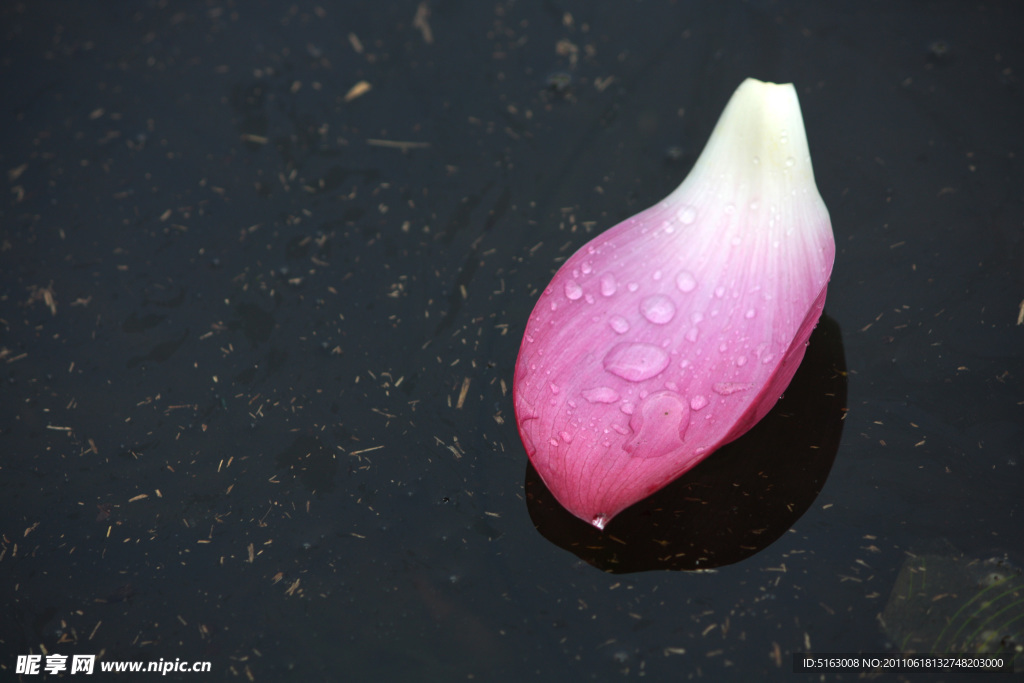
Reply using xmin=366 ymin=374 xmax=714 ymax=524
xmin=525 ymin=314 xmax=847 ymax=573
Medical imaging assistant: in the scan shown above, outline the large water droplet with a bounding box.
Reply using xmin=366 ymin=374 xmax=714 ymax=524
xmin=603 ymin=343 xmax=670 ymax=382
xmin=564 ymin=280 xmax=583 ymax=300
xmin=599 ymin=273 xmax=617 ymax=297
xmin=581 ymin=386 xmax=620 ymax=404
xmin=591 ymin=514 xmax=608 ymax=530
xmin=676 ymin=270 xmax=697 ymax=293
xmin=623 ymin=391 xmax=690 ymax=459
xmin=639 ymin=295 xmax=676 ymax=324
xmin=608 ymin=315 xmax=630 ymax=334
xmin=678 ymin=206 xmax=697 ymax=224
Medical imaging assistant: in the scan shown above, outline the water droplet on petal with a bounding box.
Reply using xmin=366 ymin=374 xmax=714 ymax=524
xmin=559 ymin=431 xmax=573 ymax=443
xmin=690 ymin=395 xmax=708 ymax=411
xmin=713 ymin=382 xmax=752 ymax=396
xmin=581 ymin=387 xmax=620 ymax=404
xmin=591 ymin=514 xmax=608 ymax=530
xmin=678 ymin=206 xmax=697 ymax=224
xmin=564 ymin=280 xmax=583 ymax=300
xmin=640 ymin=295 xmax=676 ymax=324
xmin=603 ymin=343 xmax=670 ymax=382
xmin=676 ymin=270 xmax=697 ymax=293
xmin=624 ymin=391 xmax=690 ymax=459
xmin=609 ymin=315 xmax=630 ymax=334
xmin=599 ymin=273 xmax=617 ymax=297
xmin=714 ymin=286 xmax=726 ymax=298
xmin=685 ymin=327 xmax=700 ymax=342
xmin=785 ymin=156 xmax=795 ymax=167
xmin=745 ymin=308 xmax=756 ymax=319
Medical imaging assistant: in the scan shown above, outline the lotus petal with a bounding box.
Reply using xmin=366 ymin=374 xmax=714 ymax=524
xmin=514 ymin=78 xmax=835 ymax=529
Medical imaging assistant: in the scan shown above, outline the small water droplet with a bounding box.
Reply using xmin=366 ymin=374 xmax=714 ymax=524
xmin=559 ymin=431 xmax=573 ymax=443
xmin=690 ymin=395 xmax=708 ymax=411
xmin=591 ymin=514 xmax=608 ymax=530
xmin=785 ymin=156 xmax=795 ymax=167
xmin=603 ymin=342 xmax=670 ymax=382
xmin=678 ymin=206 xmax=697 ymax=224
xmin=685 ymin=327 xmax=699 ymax=342
xmin=609 ymin=315 xmax=630 ymax=334
xmin=714 ymin=286 xmax=726 ymax=298
xmin=752 ymin=156 xmax=761 ymax=165
xmin=600 ymin=273 xmax=617 ymax=296
xmin=745 ymin=308 xmax=756 ymax=319
xmin=640 ymin=295 xmax=676 ymax=324
xmin=581 ymin=262 xmax=593 ymax=274
xmin=652 ymin=270 xmax=663 ymax=281
xmin=736 ymin=355 xmax=748 ymax=367
xmin=581 ymin=386 xmax=620 ymax=404
xmin=564 ymin=280 xmax=583 ymax=300
xmin=713 ymin=382 xmax=752 ymax=396
xmin=627 ymin=282 xmax=639 ymax=293
xmin=676 ymin=270 xmax=697 ymax=293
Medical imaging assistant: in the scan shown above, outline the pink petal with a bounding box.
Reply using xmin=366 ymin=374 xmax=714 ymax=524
xmin=514 ymin=79 xmax=835 ymax=529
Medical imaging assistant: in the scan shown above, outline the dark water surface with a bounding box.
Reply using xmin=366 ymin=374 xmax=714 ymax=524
xmin=2 ymin=1 xmax=1021 ymax=680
